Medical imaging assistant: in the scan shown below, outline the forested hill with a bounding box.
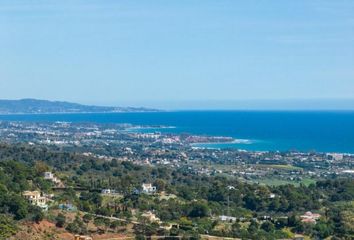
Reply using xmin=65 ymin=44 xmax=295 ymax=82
xmin=0 ymin=143 xmax=353 ymax=239
xmin=0 ymin=99 xmax=158 ymax=114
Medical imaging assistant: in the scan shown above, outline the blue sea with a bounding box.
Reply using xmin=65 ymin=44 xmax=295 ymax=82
xmin=0 ymin=111 xmax=353 ymax=153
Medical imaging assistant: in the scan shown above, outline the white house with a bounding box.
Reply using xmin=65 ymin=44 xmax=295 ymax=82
xmin=44 ymin=172 xmax=54 ymax=180
xmin=269 ymin=193 xmax=276 ymax=198
xmin=142 ymin=183 xmax=156 ymax=194
xmin=219 ymin=215 xmax=237 ymax=222
xmin=44 ymin=172 xmax=63 ymax=187
xmin=22 ymin=191 xmax=48 ymax=211
xmin=101 ymin=189 xmax=117 ymax=195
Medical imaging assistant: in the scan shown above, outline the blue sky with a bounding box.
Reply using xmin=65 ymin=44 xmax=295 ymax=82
xmin=0 ymin=0 xmax=353 ymax=109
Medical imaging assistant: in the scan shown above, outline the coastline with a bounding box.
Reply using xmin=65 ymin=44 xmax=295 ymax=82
xmin=0 ymin=111 xmax=353 ymax=154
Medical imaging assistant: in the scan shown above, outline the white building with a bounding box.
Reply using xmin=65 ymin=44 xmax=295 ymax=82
xmin=74 ymin=235 xmax=93 ymax=240
xmin=300 ymin=211 xmax=321 ymax=224
xmin=142 ymin=183 xmax=156 ymax=194
xmin=101 ymin=189 xmax=117 ymax=195
xmin=23 ymin=191 xmax=48 ymax=211
xmin=269 ymin=193 xmax=276 ymax=199
xmin=219 ymin=215 xmax=237 ymax=222
xmin=44 ymin=172 xmax=54 ymax=180
xmin=44 ymin=172 xmax=63 ymax=187
xmin=327 ymin=153 xmax=344 ymax=161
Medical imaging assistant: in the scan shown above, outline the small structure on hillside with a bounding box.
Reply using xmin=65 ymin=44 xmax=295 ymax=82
xmin=141 ymin=211 xmax=161 ymax=223
xmin=74 ymin=235 xmax=92 ymax=240
xmin=44 ymin=172 xmax=55 ymax=179
xmin=293 ymin=234 xmax=305 ymax=240
xmin=219 ymin=215 xmax=237 ymax=222
xmin=44 ymin=171 xmax=64 ymax=187
xmin=101 ymin=188 xmax=117 ymax=195
xmin=300 ymin=211 xmax=321 ymax=224
xmin=22 ymin=191 xmax=48 ymax=211
xmin=142 ymin=183 xmax=156 ymax=194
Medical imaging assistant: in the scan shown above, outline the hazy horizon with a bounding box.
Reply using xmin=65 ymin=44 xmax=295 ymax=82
xmin=88 ymin=98 xmax=354 ymax=110
xmin=3 ymin=98 xmax=354 ymax=111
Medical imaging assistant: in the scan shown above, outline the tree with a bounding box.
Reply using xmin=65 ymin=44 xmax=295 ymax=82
xmin=66 ymin=215 xmax=87 ymax=234
xmin=274 ymin=218 xmax=288 ymax=229
xmin=188 ymin=202 xmax=210 ymax=218
xmin=135 ymin=234 xmax=145 ymax=240
xmin=231 ymin=222 xmax=242 ymax=237
xmin=261 ymin=221 xmax=275 ymax=233
xmin=0 ymin=215 xmax=17 ymax=239
xmin=8 ymin=195 xmax=28 ymax=220
xmin=110 ymin=220 xmax=121 ymax=232
xmin=314 ymin=221 xmax=333 ymax=239
xmin=32 ymin=209 xmax=44 ymax=223
xmin=269 ymin=198 xmax=281 ymax=211
xmin=55 ymin=213 xmax=66 ymax=228
xmin=103 ymin=218 xmax=111 ymax=232
xmin=154 ymin=179 xmax=166 ymax=192
xmin=83 ymin=214 xmax=93 ymax=225
xmin=288 ymin=214 xmax=299 ymax=227
xmin=244 ymin=194 xmax=258 ymax=211
xmin=66 ymin=222 xmax=80 ymax=234
xmin=247 ymin=220 xmax=259 ymax=234
xmin=110 ymin=159 xmax=119 ymax=167
xmin=34 ymin=161 xmax=50 ymax=175
xmin=94 ymin=217 xmax=105 ymax=229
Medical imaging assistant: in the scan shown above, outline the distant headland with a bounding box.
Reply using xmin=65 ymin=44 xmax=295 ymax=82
xmin=0 ymin=99 xmax=160 ymax=114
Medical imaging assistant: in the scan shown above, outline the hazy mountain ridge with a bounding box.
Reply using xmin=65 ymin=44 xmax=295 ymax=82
xmin=0 ymin=99 xmax=159 ymax=114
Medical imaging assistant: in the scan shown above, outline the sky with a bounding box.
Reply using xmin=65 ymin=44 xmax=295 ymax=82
xmin=0 ymin=0 xmax=353 ymax=109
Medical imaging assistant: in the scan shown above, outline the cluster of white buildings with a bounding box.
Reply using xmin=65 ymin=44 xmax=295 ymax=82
xmin=326 ymin=153 xmax=344 ymax=161
xmin=101 ymin=183 xmax=157 ymax=196
xmin=21 ymin=172 xmax=63 ymax=211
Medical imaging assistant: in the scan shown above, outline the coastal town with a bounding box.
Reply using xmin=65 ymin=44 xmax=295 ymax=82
xmin=0 ymin=120 xmax=353 ymax=239
xmin=0 ymin=120 xmax=352 ymax=184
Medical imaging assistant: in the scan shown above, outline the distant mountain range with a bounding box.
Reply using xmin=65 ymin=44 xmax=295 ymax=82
xmin=0 ymin=99 xmax=159 ymax=114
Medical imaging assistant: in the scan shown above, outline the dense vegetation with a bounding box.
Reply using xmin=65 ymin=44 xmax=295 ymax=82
xmin=0 ymin=143 xmax=353 ymax=239
xmin=0 ymin=159 xmax=49 ymax=238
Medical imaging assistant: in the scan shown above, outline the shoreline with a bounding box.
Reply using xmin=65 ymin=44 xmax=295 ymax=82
xmin=0 ymin=111 xmax=353 ymax=154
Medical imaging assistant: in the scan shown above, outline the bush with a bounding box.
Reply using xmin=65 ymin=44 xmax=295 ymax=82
xmin=55 ymin=213 xmax=66 ymax=228
xmin=0 ymin=215 xmax=17 ymax=239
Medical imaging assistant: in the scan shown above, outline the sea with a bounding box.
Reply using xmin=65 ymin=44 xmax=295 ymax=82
xmin=0 ymin=111 xmax=353 ymax=154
